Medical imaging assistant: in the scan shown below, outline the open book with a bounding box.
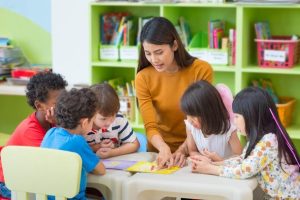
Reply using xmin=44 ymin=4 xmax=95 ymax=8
xmin=103 ymin=160 xmax=180 ymax=174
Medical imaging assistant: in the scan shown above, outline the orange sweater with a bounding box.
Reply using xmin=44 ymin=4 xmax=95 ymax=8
xmin=135 ymin=59 xmax=213 ymax=152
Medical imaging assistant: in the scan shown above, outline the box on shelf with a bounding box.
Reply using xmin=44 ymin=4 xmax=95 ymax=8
xmin=255 ymin=36 xmax=300 ymax=68
xmin=99 ymin=45 xmax=119 ymax=61
xmin=119 ymin=46 xmax=139 ymax=61
xmin=276 ymin=97 xmax=296 ymax=127
xmin=119 ymin=96 xmax=135 ymax=122
xmin=188 ymin=48 xmax=228 ymax=65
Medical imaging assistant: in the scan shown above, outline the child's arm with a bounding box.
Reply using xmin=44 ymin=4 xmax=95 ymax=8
xmin=96 ymin=138 xmax=139 ymax=158
xmin=91 ymin=161 xmax=106 ymax=175
xmin=89 ymin=143 xmax=102 ymax=152
xmin=228 ymin=130 xmax=243 ymax=155
xmin=190 ymin=156 xmax=220 ymax=175
xmin=186 ymin=128 xmax=199 ymax=156
xmin=220 ymin=134 xmax=278 ymax=179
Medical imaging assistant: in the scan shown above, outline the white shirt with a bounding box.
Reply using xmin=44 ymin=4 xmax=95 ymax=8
xmin=185 ymin=120 xmax=236 ymax=159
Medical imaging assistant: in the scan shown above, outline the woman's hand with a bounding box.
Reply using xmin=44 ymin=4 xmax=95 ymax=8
xmin=156 ymin=145 xmax=173 ymax=169
xmin=172 ymin=149 xmax=187 ymax=167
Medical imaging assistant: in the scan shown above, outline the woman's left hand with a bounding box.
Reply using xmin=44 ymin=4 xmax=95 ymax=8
xmin=172 ymin=150 xmax=187 ymax=167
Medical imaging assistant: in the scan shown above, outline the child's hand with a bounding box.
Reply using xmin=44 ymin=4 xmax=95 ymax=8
xmin=190 ymin=156 xmax=220 ymax=175
xmin=96 ymin=147 xmax=112 ymax=159
xmin=190 ymin=154 xmax=212 ymax=163
xmin=100 ymin=139 xmax=115 ymax=149
xmin=190 ymin=157 xmax=211 ymax=173
xmin=200 ymin=149 xmax=223 ymax=162
xmin=45 ymin=107 xmax=56 ymax=124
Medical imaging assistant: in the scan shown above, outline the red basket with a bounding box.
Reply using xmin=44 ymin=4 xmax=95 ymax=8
xmin=255 ymin=36 xmax=300 ymax=68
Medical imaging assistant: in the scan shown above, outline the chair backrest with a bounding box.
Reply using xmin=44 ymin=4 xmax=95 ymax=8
xmin=1 ymin=146 xmax=82 ymax=200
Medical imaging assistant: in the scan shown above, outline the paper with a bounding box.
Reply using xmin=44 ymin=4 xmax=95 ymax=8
xmin=126 ymin=161 xmax=180 ymax=174
xmin=102 ymin=160 xmax=137 ymax=170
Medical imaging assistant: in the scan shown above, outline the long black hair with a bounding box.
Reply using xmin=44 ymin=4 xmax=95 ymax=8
xmin=137 ymin=17 xmax=195 ymax=73
xmin=181 ymin=80 xmax=230 ymax=135
xmin=233 ymin=87 xmax=300 ymax=171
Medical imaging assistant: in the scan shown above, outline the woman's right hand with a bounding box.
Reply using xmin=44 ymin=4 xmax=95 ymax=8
xmin=156 ymin=145 xmax=173 ymax=169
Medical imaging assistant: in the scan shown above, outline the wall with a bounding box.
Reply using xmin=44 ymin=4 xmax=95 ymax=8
xmin=51 ymin=0 xmax=91 ymax=85
xmin=0 ymin=0 xmax=51 ymax=63
xmin=0 ymin=0 xmax=51 ymax=134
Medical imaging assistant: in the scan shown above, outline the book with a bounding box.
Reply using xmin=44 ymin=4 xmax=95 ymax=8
xmin=102 ymin=160 xmax=137 ymax=170
xmin=208 ymin=20 xmax=225 ymax=48
xmin=126 ymin=161 xmax=180 ymax=174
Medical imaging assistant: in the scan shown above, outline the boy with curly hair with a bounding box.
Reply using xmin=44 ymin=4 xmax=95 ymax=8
xmin=0 ymin=72 xmax=67 ymax=199
xmin=41 ymin=88 xmax=106 ymax=200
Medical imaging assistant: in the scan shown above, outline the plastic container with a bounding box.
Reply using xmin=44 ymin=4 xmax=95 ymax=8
xmin=276 ymin=97 xmax=296 ymax=127
xmin=255 ymin=36 xmax=300 ymax=68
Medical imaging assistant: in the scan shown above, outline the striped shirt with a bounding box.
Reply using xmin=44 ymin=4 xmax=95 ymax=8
xmin=85 ymin=114 xmax=136 ymax=146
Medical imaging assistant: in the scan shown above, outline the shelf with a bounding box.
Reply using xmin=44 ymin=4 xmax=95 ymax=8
xmin=212 ymin=65 xmax=236 ymax=72
xmin=242 ymin=65 xmax=300 ymax=75
xmin=0 ymin=83 xmax=26 ymax=96
xmin=91 ymin=2 xmax=236 ymax=7
xmin=92 ymin=61 xmax=137 ymax=68
xmin=90 ymin=3 xmax=300 ymax=147
xmin=131 ymin=123 xmax=144 ymax=129
xmin=287 ymin=125 xmax=300 ymax=140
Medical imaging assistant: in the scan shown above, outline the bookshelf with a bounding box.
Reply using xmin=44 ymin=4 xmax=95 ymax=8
xmin=90 ymin=2 xmax=300 ymax=149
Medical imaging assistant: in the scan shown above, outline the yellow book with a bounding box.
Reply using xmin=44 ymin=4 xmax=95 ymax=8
xmin=126 ymin=161 xmax=180 ymax=174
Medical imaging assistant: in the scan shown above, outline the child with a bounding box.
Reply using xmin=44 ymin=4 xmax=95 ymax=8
xmin=190 ymin=87 xmax=300 ymax=199
xmin=41 ymin=88 xmax=106 ymax=200
xmin=180 ymin=80 xmax=243 ymax=161
xmin=0 ymin=72 xmax=67 ymax=199
xmin=85 ymin=83 xmax=139 ymax=159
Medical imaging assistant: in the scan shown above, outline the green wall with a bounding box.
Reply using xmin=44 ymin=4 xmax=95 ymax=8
xmin=0 ymin=8 xmax=51 ymax=137
xmin=0 ymin=8 xmax=51 ymax=63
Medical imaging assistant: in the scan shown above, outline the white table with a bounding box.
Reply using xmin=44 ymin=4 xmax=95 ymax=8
xmin=87 ymin=152 xmax=157 ymax=200
xmin=122 ymin=166 xmax=258 ymax=200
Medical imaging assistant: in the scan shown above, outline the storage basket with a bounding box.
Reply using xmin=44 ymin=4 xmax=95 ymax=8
xmin=276 ymin=97 xmax=296 ymax=127
xmin=255 ymin=36 xmax=300 ymax=68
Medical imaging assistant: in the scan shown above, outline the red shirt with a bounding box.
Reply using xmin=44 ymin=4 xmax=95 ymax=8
xmin=0 ymin=112 xmax=47 ymax=182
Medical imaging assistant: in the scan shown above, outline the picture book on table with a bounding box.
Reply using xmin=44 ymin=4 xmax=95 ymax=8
xmin=102 ymin=160 xmax=180 ymax=174
xmin=102 ymin=160 xmax=137 ymax=170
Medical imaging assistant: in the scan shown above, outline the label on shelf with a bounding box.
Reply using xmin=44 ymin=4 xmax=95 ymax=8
xmin=120 ymin=46 xmax=139 ymax=60
xmin=264 ymin=50 xmax=286 ymax=62
xmin=188 ymin=48 xmax=228 ymax=65
xmin=99 ymin=45 xmax=119 ymax=60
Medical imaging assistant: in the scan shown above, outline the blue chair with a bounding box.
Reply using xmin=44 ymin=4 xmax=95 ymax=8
xmin=136 ymin=132 xmax=147 ymax=152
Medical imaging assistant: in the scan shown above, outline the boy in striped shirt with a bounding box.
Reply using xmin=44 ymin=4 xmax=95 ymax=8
xmin=85 ymin=83 xmax=139 ymax=159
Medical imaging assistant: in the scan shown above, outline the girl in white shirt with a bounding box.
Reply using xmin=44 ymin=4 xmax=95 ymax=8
xmin=181 ymin=80 xmax=243 ymax=161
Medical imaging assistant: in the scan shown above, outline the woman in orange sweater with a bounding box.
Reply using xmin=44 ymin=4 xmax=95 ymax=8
xmin=135 ymin=17 xmax=213 ymax=169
